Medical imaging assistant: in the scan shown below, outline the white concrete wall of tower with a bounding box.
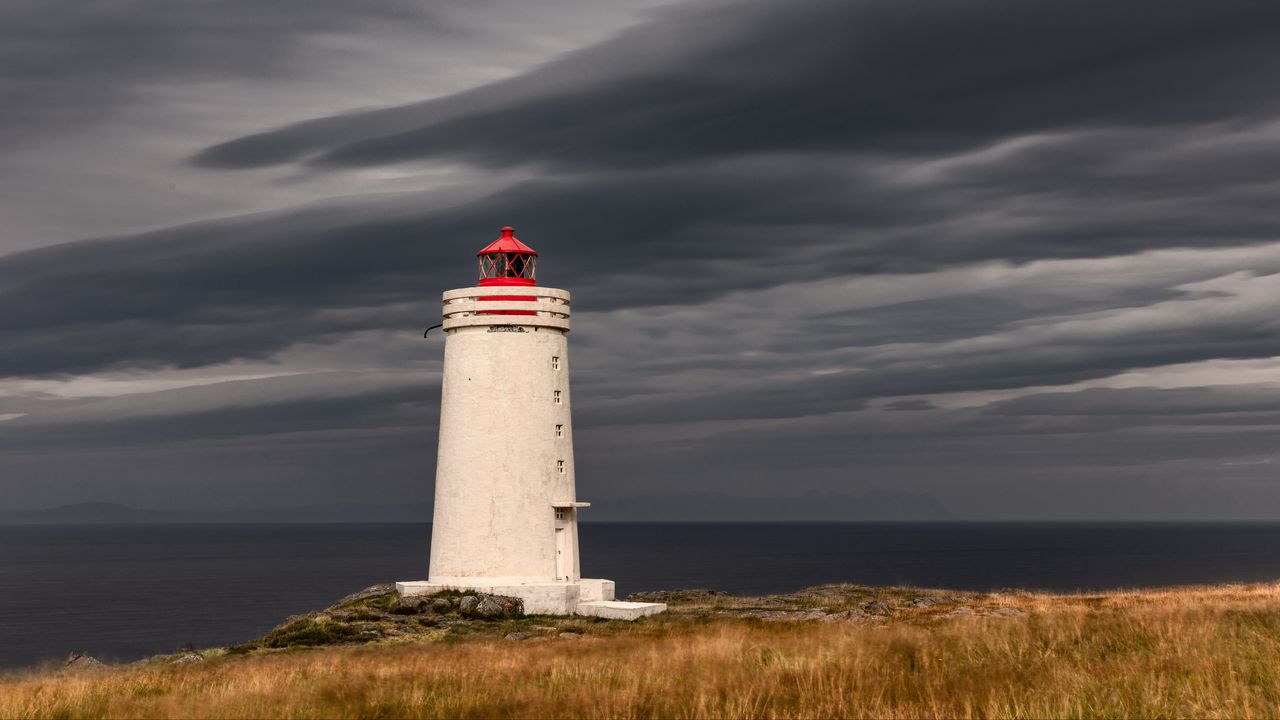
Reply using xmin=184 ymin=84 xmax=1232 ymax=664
xmin=429 ymin=285 xmax=578 ymax=582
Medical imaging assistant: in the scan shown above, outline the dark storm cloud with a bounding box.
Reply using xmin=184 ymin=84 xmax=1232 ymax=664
xmin=11 ymin=0 xmax=1280 ymax=381
xmin=562 ymin=258 xmax=1280 ymax=425
xmin=1 ymin=153 xmax=1003 ymax=378
xmin=10 ymin=136 xmax=1280 ymax=381
xmin=572 ymin=333 xmax=1280 ymax=428
xmin=569 ymin=387 xmax=1280 ymax=520
xmin=0 ymin=166 xmax=856 ymax=376
xmin=0 ymin=0 xmax=443 ymax=140
xmin=985 ymin=386 xmax=1280 ymax=421
xmin=195 ymin=0 xmax=1280 ymax=172
xmin=0 ymin=373 xmax=435 ymax=452
xmin=6 ymin=0 xmax=1280 ymax=519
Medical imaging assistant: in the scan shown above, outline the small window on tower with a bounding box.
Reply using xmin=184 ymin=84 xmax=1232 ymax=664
xmin=551 ymin=356 xmax=560 ymax=370
xmin=557 ymin=460 xmax=566 ymax=474
xmin=553 ymin=391 xmax=562 ymax=404
xmin=555 ymin=424 xmax=564 ymax=438
xmin=555 ymin=508 xmax=565 ymax=521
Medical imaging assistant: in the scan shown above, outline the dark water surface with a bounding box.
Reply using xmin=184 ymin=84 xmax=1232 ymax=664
xmin=4 ymin=522 xmax=1280 ymax=669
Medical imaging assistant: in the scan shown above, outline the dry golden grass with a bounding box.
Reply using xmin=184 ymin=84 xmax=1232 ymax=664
xmin=8 ymin=582 xmax=1280 ymax=719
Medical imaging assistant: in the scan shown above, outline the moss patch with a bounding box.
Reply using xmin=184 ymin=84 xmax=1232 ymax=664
xmin=261 ymin=616 xmax=369 ymax=649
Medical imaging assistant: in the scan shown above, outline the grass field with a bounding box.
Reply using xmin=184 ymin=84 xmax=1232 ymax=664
xmin=7 ymin=582 xmax=1280 ymax=718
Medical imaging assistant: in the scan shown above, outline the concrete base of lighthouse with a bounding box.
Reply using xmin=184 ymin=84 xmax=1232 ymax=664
xmin=396 ymin=577 xmax=664 ymax=618
xmin=396 ymin=580 xmax=580 ymax=615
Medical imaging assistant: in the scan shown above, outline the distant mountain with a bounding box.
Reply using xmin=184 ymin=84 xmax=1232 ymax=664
xmin=228 ymin=503 xmax=432 ymax=524
xmin=0 ymin=501 xmax=432 ymax=525
xmin=0 ymin=502 xmax=212 ymax=524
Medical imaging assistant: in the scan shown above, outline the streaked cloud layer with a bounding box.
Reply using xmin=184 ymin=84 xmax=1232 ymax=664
xmin=2 ymin=0 xmax=1280 ymax=519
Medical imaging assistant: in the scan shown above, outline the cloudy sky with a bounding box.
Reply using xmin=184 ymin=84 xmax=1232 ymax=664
xmin=3 ymin=0 xmax=1280 ymax=519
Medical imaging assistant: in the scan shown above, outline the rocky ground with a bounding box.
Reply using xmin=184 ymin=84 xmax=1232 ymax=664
xmin=628 ymin=585 xmax=1028 ymax=622
xmin=60 ymin=583 xmax=1030 ymax=671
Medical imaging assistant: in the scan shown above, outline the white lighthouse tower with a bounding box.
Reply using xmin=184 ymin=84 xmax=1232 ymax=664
xmin=397 ymin=227 xmax=665 ymax=619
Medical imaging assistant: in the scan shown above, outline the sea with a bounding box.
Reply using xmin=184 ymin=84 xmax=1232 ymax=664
xmin=4 ymin=521 xmax=1280 ymax=670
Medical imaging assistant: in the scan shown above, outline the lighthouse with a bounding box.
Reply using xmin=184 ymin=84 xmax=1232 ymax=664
xmin=397 ymin=228 xmax=665 ymax=620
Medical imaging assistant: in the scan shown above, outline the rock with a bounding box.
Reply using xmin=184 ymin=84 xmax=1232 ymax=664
xmin=861 ymin=601 xmax=892 ymax=615
xmin=529 ymin=625 xmax=559 ymax=633
xmin=390 ymin=596 xmax=428 ymax=614
xmin=942 ymin=606 xmax=976 ymax=618
xmin=473 ymin=596 xmax=506 ymax=618
xmin=171 ymin=654 xmax=203 ymax=665
xmin=909 ymin=597 xmax=945 ymax=608
xmin=500 ymin=596 xmax=525 ymax=616
xmin=558 ymin=631 xmax=582 ymax=639
xmin=737 ymin=608 xmax=830 ymax=622
xmin=504 ymin=632 xmax=531 ymax=641
xmin=454 ymin=594 xmax=522 ymax=619
xmin=430 ymin=598 xmax=455 ymax=614
xmin=626 ymin=589 xmax=728 ymax=603
xmin=799 ymin=585 xmax=861 ymax=598
xmin=63 ymin=654 xmax=105 ymax=672
xmin=334 ymin=583 xmax=396 ymax=607
xmin=821 ymin=609 xmax=864 ymax=622
xmin=777 ymin=609 xmax=828 ymax=621
xmin=988 ymin=607 xmax=1027 ymax=618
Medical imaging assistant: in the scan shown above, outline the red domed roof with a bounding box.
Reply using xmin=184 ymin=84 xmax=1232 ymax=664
xmin=477 ymin=226 xmax=538 ymax=256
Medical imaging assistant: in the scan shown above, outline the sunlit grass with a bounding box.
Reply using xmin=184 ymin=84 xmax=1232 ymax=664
xmin=7 ymin=582 xmax=1280 ymax=718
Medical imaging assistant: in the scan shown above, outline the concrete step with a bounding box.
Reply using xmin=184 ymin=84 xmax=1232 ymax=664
xmin=579 ymin=578 xmax=615 ymax=602
xmin=575 ymin=600 xmax=667 ymax=621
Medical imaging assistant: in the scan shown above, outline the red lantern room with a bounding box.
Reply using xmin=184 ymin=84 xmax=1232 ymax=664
xmin=477 ymin=226 xmax=538 ymax=287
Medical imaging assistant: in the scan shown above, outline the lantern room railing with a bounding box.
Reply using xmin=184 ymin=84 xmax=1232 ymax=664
xmin=440 ymin=286 xmax=571 ymax=332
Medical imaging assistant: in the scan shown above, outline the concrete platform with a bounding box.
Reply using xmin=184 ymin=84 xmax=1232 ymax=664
xmin=576 ymin=600 xmax=668 ymax=621
xmin=397 ymin=577 xmax=664 ymax=618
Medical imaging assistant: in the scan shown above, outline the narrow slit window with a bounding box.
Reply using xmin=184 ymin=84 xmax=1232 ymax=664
xmin=555 ymin=508 xmax=565 ymax=521
xmin=551 ymin=356 xmax=560 ymax=370
xmin=553 ymin=390 xmax=562 ymax=404
xmin=555 ymin=424 xmax=564 ymax=438
xmin=557 ymin=460 xmax=566 ymax=474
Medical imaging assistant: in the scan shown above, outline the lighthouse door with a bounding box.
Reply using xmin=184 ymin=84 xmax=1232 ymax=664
xmin=555 ymin=528 xmax=567 ymax=579
xmin=554 ymin=507 xmax=569 ymax=580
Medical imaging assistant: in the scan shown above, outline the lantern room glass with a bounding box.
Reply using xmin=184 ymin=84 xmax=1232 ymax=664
xmin=479 ymin=252 xmax=537 ymax=282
